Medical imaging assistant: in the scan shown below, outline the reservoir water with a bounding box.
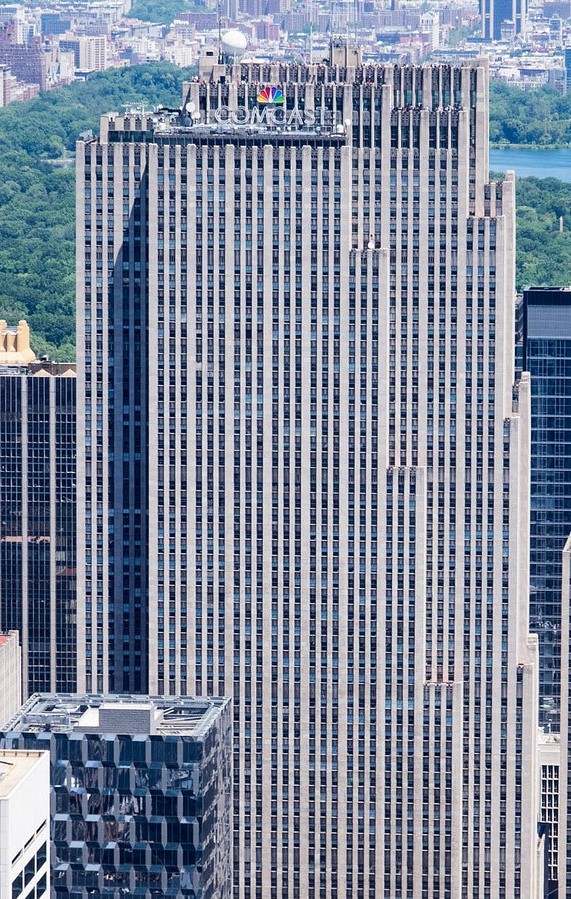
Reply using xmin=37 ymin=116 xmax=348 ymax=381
xmin=489 ymin=147 xmax=571 ymax=182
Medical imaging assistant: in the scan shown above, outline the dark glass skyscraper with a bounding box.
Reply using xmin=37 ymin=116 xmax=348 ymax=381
xmin=518 ymin=286 xmax=571 ymax=730
xmin=0 ymin=320 xmax=77 ymax=695
xmin=480 ymin=0 xmax=526 ymax=39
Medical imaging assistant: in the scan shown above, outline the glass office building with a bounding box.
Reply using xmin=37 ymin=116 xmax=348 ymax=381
xmin=0 ymin=320 xmax=76 ymax=695
xmin=480 ymin=0 xmax=527 ymax=40
xmin=518 ymin=287 xmax=571 ymax=899
xmin=518 ymin=286 xmax=571 ymax=730
xmin=0 ymin=693 xmax=232 ymax=897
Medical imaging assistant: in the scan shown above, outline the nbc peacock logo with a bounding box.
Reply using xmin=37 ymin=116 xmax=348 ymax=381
xmin=257 ymin=86 xmax=284 ymax=105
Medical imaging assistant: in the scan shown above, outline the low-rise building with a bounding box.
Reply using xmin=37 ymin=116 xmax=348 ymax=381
xmin=0 ymin=631 xmax=22 ymax=726
xmin=0 ymin=749 xmax=50 ymax=899
xmin=0 ymin=694 xmax=232 ymax=897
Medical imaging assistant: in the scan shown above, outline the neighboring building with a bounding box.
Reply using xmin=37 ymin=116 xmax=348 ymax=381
xmin=565 ymin=46 xmax=571 ymax=95
xmin=0 ymin=320 xmax=77 ymax=695
xmin=517 ymin=286 xmax=571 ymax=895
xmin=517 ymin=286 xmax=571 ymax=729
xmin=0 ymin=749 xmax=50 ymax=899
xmin=76 ymin=53 xmax=540 ymax=898
xmin=0 ymin=631 xmax=22 ymax=726
xmin=0 ymin=694 xmax=232 ymax=897
xmin=537 ymin=730 xmax=560 ymax=897
xmin=480 ymin=0 xmax=526 ymax=40
xmin=560 ymin=533 xmax=571 ymax=895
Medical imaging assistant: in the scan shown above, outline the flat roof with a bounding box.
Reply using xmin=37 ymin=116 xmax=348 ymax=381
xmin=3 ymin=693 xmax=230 ymax=738
xmin=0 ymin=631 xmax=18 ymax=647
xmin=0 ymin=750 xmax=46 ymax=799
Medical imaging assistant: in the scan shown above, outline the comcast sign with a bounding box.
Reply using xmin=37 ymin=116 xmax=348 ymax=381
xmin=209 ymin=86 xmax=316 ymax=127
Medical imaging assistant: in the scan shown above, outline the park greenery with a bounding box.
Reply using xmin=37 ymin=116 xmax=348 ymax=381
xmin=512 ymin=178 xmax=571 ymax=289
xmin=0 ymin=64 xmax=190 ymax=359
xmin=129 ymin=0 xmax=191 ymax=25
xmin=489 ymin=80 xmax=571 ymax=147
xmin=0 ymin=65 xmax=569 ymax=358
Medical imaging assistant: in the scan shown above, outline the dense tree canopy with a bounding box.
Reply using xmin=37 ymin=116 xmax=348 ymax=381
xmin=489 ymin=81 xmax=571 ymax=147
xmin=515 ymin=177 xmax=571 ymax=289
xmin=0 ymin=64 xmax=191 ymax=359
xmin=0 ymin=65 xmax=568 ymax=359
xmin=129 ymin=0 xmax=190 ymax=24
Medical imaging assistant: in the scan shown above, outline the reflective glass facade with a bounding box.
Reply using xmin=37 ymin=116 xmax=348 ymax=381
xmin=518 ymin=286 xmax=571 ymax=730
xmin=480 ymin=0 xmax=526 ymax=39
xmin=0 ymin=694 xmax=232 ymax=898
xmin=0 ymin=362 xmax=77 ymax=694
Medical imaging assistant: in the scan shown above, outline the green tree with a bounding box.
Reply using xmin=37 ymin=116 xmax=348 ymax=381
xmin=0 ymin=63 xmax=194 ymax=358
xmin=490 ymin=81 xmax=571 ymax=147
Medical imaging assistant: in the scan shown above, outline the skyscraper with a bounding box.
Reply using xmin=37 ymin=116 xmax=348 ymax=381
xmin=480 ymin=0 xmax=526 ymax=40
xmin=560 ymin=533 xmax=571 ymax=895
xmin=515 ymin=284 xmax=571 ymax=896
xmin=0 ymin=320 xmax=77 ymax=695
xmin=517 ymin=286 xmax=571 ymax=730
xmin=77 ymin=54 xmax=540 ymax=897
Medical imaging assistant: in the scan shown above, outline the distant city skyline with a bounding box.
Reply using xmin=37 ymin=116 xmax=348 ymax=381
xmin=0 ymin=0 xmax=569 ymax=109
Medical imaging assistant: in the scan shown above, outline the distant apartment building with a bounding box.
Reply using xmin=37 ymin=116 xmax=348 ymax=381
xmin=0 ymin=7 xmax=19 ymax=26
xmin=59 ymin=35 xmax=107 ymax=72
xmin=0 ymin=320 xmax=76 ymax=696
xmin=0 ymin=62 xmax=12 ymax=105
xmin=0 ymin=749 xmax=50 ymax=899
xmin=176 ymin=10 xmax=218 ymax=29
xmin=251 ymin=18 xmax=280 ymax=40
xmin=0 ymin=27 xmax=47 ymax=90
xmin=0 ymin=694 xmax=232 ymax=897
xmin=0 ymin=631 xmax=21 ymax=727
xmin=40 ymin=14 xmax=72 ymax=37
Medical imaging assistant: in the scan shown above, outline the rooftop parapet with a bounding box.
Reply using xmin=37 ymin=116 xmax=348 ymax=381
xmin=0 ymin=319 xmax=35 ymax=365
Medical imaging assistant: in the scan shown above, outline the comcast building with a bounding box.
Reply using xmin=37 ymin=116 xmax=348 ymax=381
xmin=77 ymin=49 xmax=540 ymax=898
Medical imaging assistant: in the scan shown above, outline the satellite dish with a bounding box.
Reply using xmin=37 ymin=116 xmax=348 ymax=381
xmin=186 ymin=101 xmax=196 ymax=114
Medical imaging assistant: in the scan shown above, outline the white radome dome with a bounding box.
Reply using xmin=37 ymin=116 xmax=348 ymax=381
xmin=222 ymin=29 xmax=248 ymax=54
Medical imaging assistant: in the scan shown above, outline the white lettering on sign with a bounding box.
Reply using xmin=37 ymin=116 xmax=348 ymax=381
xmin=209 ymin=105 xmax=317 ymax=127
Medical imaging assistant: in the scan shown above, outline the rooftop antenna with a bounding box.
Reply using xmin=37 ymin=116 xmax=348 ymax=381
xmin=218 ymin=0 xmax=222 ymax=64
